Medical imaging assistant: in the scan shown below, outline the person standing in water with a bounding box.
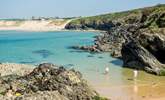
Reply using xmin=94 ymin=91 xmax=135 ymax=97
xmin=105 ymin=67 xmax=109 ymax=74
xmin=134 ymin=68 xmax=138 ymax=78
xmin=133 ymin=68 xmax=139 ymax=96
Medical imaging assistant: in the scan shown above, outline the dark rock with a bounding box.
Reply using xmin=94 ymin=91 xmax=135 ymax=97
xmin=98 ymin=56 xmax=103 ymax=59
xmin=0 ymin=63 xmax=98 ymax=100
xmin=19 ymin=61 xmax=36 ymax=64
xmin=65 ymin=64 xmax=74 ymax=67
xmin=65 ymin=20 xmax=116 ymax=31
xmin=156 ymin=12 xmax=165 ymax=28
xmin=0 ymin=91 xmax=69 ymax=100
xmin=69 ymin=45 xmax=101 ymax=53
xmin=87 ymin=55 xmax=94 ymax=58
xmin=32 ymin=50 xmax=54 ymax=58
xmin=122 ymin=40 xmax=165 ymax=75
xmin=66 ymin=5 xmax=165 ymax=76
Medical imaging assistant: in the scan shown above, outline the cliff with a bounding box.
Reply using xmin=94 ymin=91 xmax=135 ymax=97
xmin=66 ymin=4 xmax=165 ymax=75
xmin=65 ymin=4 xmax=165 ymax=30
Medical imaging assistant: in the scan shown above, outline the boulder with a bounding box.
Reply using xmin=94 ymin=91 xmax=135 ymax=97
xmin=0 ymin=63 xmax=98 ymax=100
xmin=0 ymin=91 xmax=69 ymax=100
xmin=122 ymin=40 xmax=165 ymax=75
xmin=65 ymin=20 xmax=116 ymax=31
xmin=69 ymin=45 xmax=101 ymax=53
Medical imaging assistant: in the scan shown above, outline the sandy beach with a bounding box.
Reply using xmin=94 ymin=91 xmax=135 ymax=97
xmin=0 ymin=63 xmax=34 ymax=76
xmin=0 ymin=63 xmax=165 ymax=100
xmin=94 ymin=83 xmax=165 ymax=100
xmin=0 ymin=19 xmax=72 ymax=31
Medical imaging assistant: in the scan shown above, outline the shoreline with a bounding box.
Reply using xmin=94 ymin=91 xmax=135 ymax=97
xmin=0 ymin=19 xmax=70 ymax=32
xmin=0 ymin=28 xmax=105 ymax=33
xmin=0 ymin=63 xmax=98 ymax=100
xmin=1 ymin=63 xmax=165 ymax=100
xmin=0 ymin=30 xmax=165 ymax=99
xmin=0 ymin=19 xmax=106 ymax=33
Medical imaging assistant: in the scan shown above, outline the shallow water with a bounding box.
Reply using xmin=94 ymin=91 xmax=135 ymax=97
xmin=0 ymin=31 xmax=165 ymax=99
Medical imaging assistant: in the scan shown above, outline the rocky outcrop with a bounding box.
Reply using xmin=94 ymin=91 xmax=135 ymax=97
xmin=70 ymin=44 xmax=103 ymax=53
xmin=0 ymin=91 xmax=69 ymax=100
xmin=66 ymin=4 xmax=165 ymax=75
xmin=70 ymin=24 xmax=141 ymax=58
xmin=102 ymin=24 xmax=165 ymax=75
xmin=0 ymin=63 xmax=99 ymax=100
xmin=121 ymin=28 xmax=165 ymax=75
xmin=65 ymin=20 xmax=116 ymax=31
xmin=122 ymin=40 xmax=165 ymax=75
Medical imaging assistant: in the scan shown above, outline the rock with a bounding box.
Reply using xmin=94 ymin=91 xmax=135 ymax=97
xmin=0 ymin=91 xmax=69 ymax=100
xmin=65 ymin=20 xmax=116 ymax=31
xmin=121 ymin=28 xmax=165 ymax=75
xmin=111 ymin=50 xmax=121 ymax=58
xmin=70 ymin=22 xmax=165 ymax=75
xmin=32 ymin=50 xmax=54 ymax=58
xmin=69 ymin=45 xmax=101 ymax=53
xmin=66 ymin=4 xmax=165 ymax=76
xmin=156 ymin=12 xmax=165 ymax=28
xmin=5 ymin=90 xmax=13 ymax=97
xmin=122 ymin=40 xmax=165 ymax=75
xmin=0 ymin=63 xmax=98 ymax=100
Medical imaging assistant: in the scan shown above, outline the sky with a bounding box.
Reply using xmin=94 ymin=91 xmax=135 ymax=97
xmin=0 ymin=0 xmax=165 ymax=19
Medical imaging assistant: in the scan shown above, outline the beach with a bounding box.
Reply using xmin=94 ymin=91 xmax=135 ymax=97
xmin=0 ymin=21 xmax=165 ymax=100
xmin=0 ymin=19 xmax=71 ymax=31
xmin=0 ymin=63 xmax=34 ymax=76
xmin=94 ymin=82 xmax=165 ymax=100
xmin=0 ymin=63 xmax=165 ymax=100
xmin=1 ymin=0 xmax=165 ymax=100
xmin=0 ymin=63 xmax=98 ymax=100
xmin=0 ymin=28 xmax=165 ymax=100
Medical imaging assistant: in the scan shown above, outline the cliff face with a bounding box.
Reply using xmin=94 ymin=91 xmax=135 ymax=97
xmin=66 ymin=4 xmax=165 ymax=30
xmin=66 ymin=4 xmax=165 ymax=75
xmin=65 ymin=20 xmax=115 ymax=31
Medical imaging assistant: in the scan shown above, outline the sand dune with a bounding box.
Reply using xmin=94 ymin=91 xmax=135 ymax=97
xmin=0 ymin=19 xmax=71 ymax=31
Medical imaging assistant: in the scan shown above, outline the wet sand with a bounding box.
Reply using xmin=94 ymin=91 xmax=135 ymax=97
xmin=0 ymin=63 xmax=165 ymax=100
xmin=94 ymin=83 xmax=165 ymax=100
xmin=91 ymin=70 xmax=165 ymax=100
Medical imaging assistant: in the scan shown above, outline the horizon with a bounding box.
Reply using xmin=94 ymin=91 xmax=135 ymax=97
xmin=0 ymin=0 xmax=165 ymax=19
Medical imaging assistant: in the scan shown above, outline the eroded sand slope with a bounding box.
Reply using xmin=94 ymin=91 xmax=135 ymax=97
xmin=0 ymin=19 xmax=71 ymax=31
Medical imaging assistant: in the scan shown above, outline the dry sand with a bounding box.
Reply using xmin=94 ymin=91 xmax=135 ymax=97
xmin=0 ymin=19 xmax=72 ymax=31
xmin=0 ymin=63 xmax=34 ymax=76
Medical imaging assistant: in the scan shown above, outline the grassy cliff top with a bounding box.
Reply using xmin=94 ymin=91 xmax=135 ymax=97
xmin=69 ymin=4 xmax=165 ymax=25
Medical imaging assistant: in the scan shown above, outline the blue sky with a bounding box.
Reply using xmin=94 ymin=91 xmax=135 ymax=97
xmin=0 ymin=0 xmax=165 ymax=18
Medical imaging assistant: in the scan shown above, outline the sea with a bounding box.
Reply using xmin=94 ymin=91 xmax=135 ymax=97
xmin=0 ymin=31 xmax=165 ymax=99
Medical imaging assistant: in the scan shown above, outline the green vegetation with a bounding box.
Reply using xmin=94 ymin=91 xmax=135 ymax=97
xmin=67 ymin=4 xmax=165 ymax=30
xmin=72 ymin=4 xmax=165 ymax=23
xmin=93 ymin=96 xmax=109 ymax=100
xmin=159 ymin=68 xmax=165 ymax=76
xmin=49 ymin=19 xmax=69 ymax=26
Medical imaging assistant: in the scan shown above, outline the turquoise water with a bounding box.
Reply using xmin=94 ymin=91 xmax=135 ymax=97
xmin=0 ymin=31 xmax=123 ymax=82
xmin=1 ymin=31 xmax=165 ymax=99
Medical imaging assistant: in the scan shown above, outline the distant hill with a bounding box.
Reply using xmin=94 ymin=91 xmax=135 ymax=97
xmin=65 ymin=4 xmax=165 ymax=30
